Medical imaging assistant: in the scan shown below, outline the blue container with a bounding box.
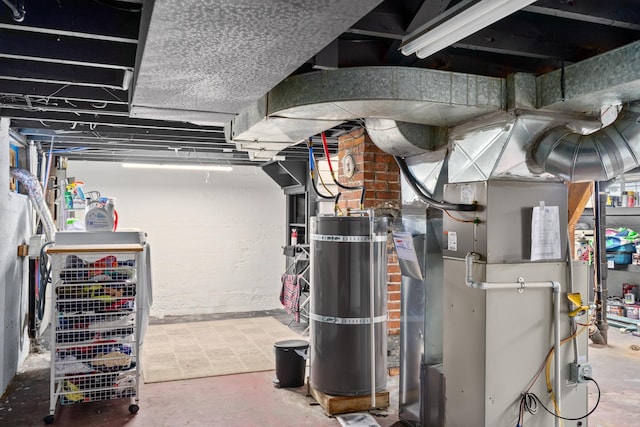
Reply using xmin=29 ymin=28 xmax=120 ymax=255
xmin=607 ymin=252 xmax=633 ymax=265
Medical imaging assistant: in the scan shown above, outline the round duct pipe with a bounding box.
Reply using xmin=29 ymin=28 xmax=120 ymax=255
xmin=364 ymin=118 xmax=448 ymax=158
xmin=364 ymin=117 xmax=477 ymax=210
xmin=532 ymin=103 xmax=640 ymax=182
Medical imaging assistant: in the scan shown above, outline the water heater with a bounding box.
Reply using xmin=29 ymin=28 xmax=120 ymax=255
xmin=309 ymin=215 xmax=388 ymax=396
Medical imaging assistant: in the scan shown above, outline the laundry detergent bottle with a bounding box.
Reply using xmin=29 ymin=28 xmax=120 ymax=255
xmin=85 ymin=197 xmax=118 ymax=231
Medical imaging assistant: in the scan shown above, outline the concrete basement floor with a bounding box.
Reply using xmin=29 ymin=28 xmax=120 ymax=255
xmin=1 ymin=310 xmax=638 ymax=427
xmin=588 ymin=328 xmax=640 ymax=427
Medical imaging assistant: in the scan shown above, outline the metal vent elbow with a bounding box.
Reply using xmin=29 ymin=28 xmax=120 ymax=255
xmin=364 ymin=118 xmax=448 ymax=157
xmin=532 ymin=104 xmax=640 ymax=182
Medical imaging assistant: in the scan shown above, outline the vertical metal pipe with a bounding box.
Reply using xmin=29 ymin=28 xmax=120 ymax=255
xmin=593 ymin=181 xmax=609 ymax=344
xmin=369 ymin=209 xmax=376 ymax=408
xmin=553 ymin=283 xmax=561 ymax=427
xmin=49 ymin=253 xmax=56 ymax=417
xmin=136 ymin=250 xmax=143 ymax=406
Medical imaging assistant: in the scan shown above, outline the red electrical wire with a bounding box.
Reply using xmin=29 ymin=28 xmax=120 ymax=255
xmin=321 ymin=132 xmax=335 ymax=175
xmin=320 ymin=131 xmax=366 ymax=209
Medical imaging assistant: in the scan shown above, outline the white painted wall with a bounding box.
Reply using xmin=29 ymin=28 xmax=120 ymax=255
xmin=1 ymin=118 xmax=32 ymax=395
xmin=67 ymin=161 xmax=286 ymax=318
xmin=0 ymin=194 xmax=32 ymax=395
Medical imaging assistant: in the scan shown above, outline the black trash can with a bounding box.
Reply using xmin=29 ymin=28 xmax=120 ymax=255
xmin=273 ymin=339 xmax=309 ymax=388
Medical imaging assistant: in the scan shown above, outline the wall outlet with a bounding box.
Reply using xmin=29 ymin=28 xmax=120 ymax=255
xmin=569 ymin=362 xmax=592 ymax=383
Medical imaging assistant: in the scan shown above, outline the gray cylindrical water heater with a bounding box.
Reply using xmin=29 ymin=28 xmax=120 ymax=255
xmin=310 ymin=215 xmax=388 ymax=396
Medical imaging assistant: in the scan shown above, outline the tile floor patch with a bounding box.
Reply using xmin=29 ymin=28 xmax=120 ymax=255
xmin=142 ymin=317 xmax=301 ymax=383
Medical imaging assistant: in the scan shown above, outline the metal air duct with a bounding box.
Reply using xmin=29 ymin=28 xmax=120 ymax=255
xmin=533 ymin=103 xmax=640 ymax=182
xmin=226 ymin=66 xmax=506 ymax=160
xmin=365 ymin=118 xmax=456 ymax=207
xmin=364 ymin=118 xmax=447 ymax=157
xmin=446 ymin=112 xmax=565 ymax=183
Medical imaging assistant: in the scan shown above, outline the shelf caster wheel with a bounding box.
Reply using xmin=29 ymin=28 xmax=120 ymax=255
xmin=43 ymin=415 xmax=54 ymax=425
xmin=129 ymin=404 xmax=139 ymax=414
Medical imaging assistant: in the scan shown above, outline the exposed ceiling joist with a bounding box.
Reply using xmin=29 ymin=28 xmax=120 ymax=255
xmin=3 ymin=109 xmax=223 ymax=132
xmin=0 ymin=80 xmax=128 ymax=103
xmin=1 ymin=57 xmax=131 ymax=89
xmin=0 ymin=99 xmax=130 ymax=116
xmin=0 ymin=29 xmax=137 ymax=69
xmin=0 ymin=0 xmax=141 ymax=40
xmin=2 ymin=0 xmax=640 ymax=167
xmin=524 ymin=0 xmax=640 ymax=31
xmin=405 ymin=0 xmax=453 ymax=33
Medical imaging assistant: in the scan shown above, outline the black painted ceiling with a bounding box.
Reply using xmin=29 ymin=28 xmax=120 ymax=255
xmin=2 ymin=0 xmax=640 ymax=165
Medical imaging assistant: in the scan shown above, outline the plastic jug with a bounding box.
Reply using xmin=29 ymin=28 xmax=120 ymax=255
xmin=85 ymin=197 xmax=118 ymax=231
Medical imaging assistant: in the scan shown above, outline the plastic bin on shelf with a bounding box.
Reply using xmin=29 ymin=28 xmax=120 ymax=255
xmin=607 ymin=251 xmax=633 ymax=265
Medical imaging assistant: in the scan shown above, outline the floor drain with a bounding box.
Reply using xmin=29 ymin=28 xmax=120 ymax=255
xmin=631 ymin=344 xmax=640 ymax=351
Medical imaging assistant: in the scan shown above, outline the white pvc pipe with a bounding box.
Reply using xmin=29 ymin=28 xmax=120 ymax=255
xmin=465 ymin=253 xmax=561 ymax=427
xmin=470 ymin=281 xmax=560 ymax=290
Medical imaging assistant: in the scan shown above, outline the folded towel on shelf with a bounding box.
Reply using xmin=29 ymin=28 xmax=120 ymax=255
xmin=279 ymin=274 xmax=301 ymax=322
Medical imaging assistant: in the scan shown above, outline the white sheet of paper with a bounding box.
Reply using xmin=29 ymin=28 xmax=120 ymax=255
xmin=392 ymin=231 xmax=419 ymax=263
xmin=531 ymin=205 xmax=561 ymax=261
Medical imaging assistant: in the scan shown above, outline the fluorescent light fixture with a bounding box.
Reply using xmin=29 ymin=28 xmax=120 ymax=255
xmin=122 ymin=163 xmax=233 ymax=172
xmin=401 ymin=0 xmax=536 ymax=59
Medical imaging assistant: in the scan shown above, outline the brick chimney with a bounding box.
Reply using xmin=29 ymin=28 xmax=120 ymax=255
xmin=337 ymin=128 xmax=402 ymax=335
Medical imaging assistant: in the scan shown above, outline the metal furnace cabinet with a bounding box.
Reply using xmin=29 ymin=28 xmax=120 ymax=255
xmin=442 ymin=181 xmax=589 ymax=427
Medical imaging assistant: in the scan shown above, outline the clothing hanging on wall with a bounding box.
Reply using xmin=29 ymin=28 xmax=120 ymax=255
xmin=279 ymin=274 xmax=301 ymax=322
